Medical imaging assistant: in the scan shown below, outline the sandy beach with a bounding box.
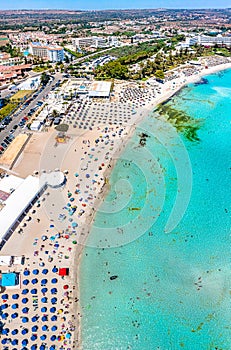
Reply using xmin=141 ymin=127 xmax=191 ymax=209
xmin=0 ymin=59 xmax=230 ymax=350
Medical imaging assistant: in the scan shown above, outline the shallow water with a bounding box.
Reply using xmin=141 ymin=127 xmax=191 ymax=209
xmin=80 ymin=69 xmax=231 ymax=350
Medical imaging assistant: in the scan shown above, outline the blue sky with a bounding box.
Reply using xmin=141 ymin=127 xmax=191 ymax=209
xmin=0 ymin=0 xmax=230 ymax=10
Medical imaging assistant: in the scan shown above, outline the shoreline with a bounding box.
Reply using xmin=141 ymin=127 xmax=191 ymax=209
xmin=75 ymin=123 xmax=136 ymax=348
xmin=76 ymin=61 xmax=231 ymax=348
xmin=0 ymin=61 xmax=230 ymax=350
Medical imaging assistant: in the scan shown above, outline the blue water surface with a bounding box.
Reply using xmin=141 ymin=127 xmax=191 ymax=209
xmin=80 ymin=69 xmax=231 ymax=350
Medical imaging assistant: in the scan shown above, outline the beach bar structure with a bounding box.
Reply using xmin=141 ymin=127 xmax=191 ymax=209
xmin=89 ymin=81 xmax=112 ymax=98
xmin=0 ymin=174 xmax=46 ymax=249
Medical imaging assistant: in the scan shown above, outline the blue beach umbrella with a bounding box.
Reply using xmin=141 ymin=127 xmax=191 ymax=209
xmin=40 ymin=334 xmax=47 ymax=340
xmin=22 ymin=288 xmax=29 ymax=294
xmin=51 ymin=325 xmax=57 ymax=331
xmin=12 ymin=303 xmax=18 ymax=309
xmin=1 ymin=313 xmax=8 ymax=319
xmin=50 ymin=346 xmax=56 ymax=350
xmin=41 ymin=287 xmax=47 ymax=294
xmin=0 ymin=303 xmax=8 ymax=309
xmin=51 ymin=278 xmax=57 ymax=284
xmin=31 ymin=325 xmax=38 ymax=332
xmin=33 ymin=269 xmax=39 ymax=275
xmin=22 ymin=328 xmax=28 ymax=335
xmin=22 ymin=298 xmax=28 ymax=304
xmin=41 ymin=279 xmax=47 ymax=285
xmin=50 ymin=307 xmax=56 ymax=313
xmin=11 ymin=312 xmax=18 ymax=319
xmin=31 ymin=288 xmax=37 ymax=294
xmin=52 ymin=267 xmax=58 ymax=273
xmin=31 ymin=334 xmax=37 ymax=341
xmin=23 ymin=270 xmax=30 ymax=276
xmin=2 ymin=328 xmax=9 ymax=335
xmin=42 ymin=325 xmax=48 ymax=331
xmin=22 ymin=339 xmax=28 ymax=345
xmin=1 ymin=294 xmax=8 ymax=299
xmin=51 ymin=288 xmax=57 ymax=294
xmin=31 ymin=345 xmax=37 ymax=350
xmin=51 ymin=315 xmax=57 ymax=321
xmin=23 ymin=279 xmax=29 ymax=285
xmin=42 ymin=269 xmax=48 ymax=274
xmin=22 ymin=307 xmax=29 ymax=313
xmin=50 ymin=335 xmax=56 ymax=341
xmin=22 ymin=317 xmax=29 ymax=323
xmin=12 ymin=329 xmax=18 ymax=335
xmin=41 ymin=297 xmax=47 ymax=303
xmin=32 ymin=316 xmax=38 ymax=322
xmin=12 ymin=339 xmax=18 ymax=345
xmin=1 ymin=338 xmax=7 ymax=344
xmin=51 ymin=297 xmax=57 ymax=304
xmin=32 ymin=278 xmax=38 ymax=284
xmin=41 ymin=307 xmax=47 ymax=312
xmin=12 ymin=294 xmax=19 ymax=299
xmin=40 ymin=345 xmax=46 ymax=350
xmin=42 ymin=315 xmax=48 ymax=321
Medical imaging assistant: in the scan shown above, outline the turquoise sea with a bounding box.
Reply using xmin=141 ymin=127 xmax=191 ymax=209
xmin=80 ymin=69 xmax=231 ymax=350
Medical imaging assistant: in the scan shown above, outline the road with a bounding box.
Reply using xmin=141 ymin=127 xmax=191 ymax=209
xmin=69 ymin=42 xmax=138 ymax=65
xmin=0 ymin=73 xmax=63 ymax=145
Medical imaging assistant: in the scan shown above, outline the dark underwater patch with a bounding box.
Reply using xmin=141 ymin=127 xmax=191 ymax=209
xmin=155 ymin=104 xmax=204 ymax=142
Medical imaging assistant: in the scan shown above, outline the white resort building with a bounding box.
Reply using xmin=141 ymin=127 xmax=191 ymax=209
xmin=182 ymin=34 xmax=231 ymax=48
xmin=72 ymin=36 xmax=118 ymax=49
xmin=29 ymin=42 xmax=64 ymax=62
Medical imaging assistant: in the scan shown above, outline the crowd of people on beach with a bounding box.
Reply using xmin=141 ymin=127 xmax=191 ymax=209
xmin=0 ymin=122 xmax=131 ymax=349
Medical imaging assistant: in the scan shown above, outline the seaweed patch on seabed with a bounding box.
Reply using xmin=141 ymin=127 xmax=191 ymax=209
xmin=194 ymin=78 xmax=209 ymax=86
xmin=177 ymin=97 xmax=215 ymax=107
xmin=154 ymin=104 xmax=204 ymax=142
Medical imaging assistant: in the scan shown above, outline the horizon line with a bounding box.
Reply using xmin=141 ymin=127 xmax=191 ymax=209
xmin=0 ymin=7 xmax=230 ymax=11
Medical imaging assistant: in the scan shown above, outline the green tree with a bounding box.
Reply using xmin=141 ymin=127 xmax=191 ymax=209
xmin=155 ymin=70 xmax=165 ymax=80
xmin=52 ymin=109 xmax=59 ymax=118
xmin=41 ymin=72 xmax=50 ymax=85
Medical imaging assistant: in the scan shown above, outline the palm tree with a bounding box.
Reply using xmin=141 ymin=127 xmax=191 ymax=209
xmin=52 ymin=109 xmax=59 ymax=118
